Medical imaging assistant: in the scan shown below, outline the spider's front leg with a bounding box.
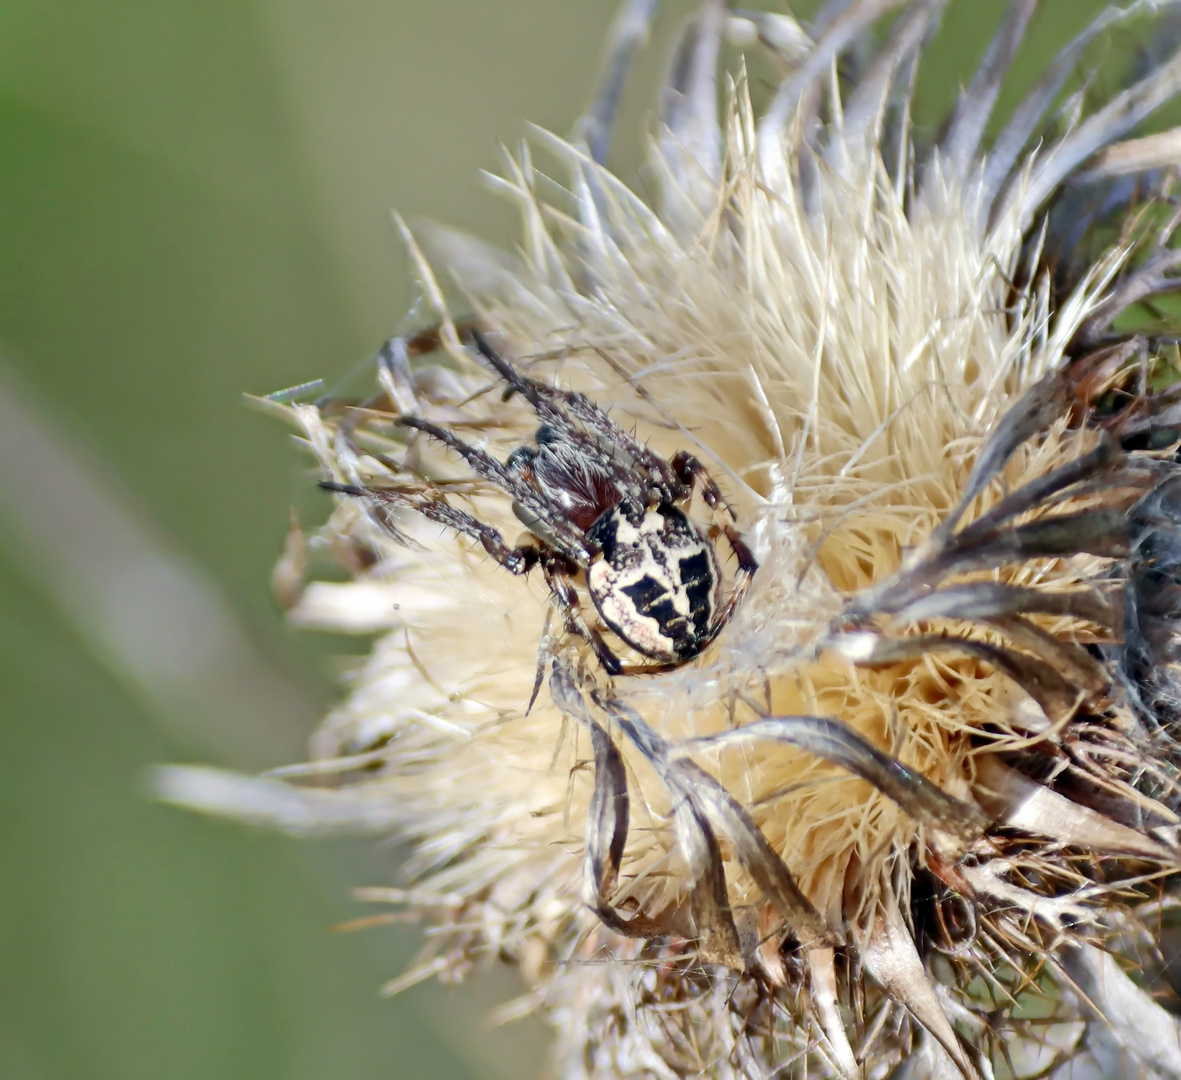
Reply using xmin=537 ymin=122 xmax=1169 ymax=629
xmin=470 ymin=331 xmax=683 ymax=494
xmin=541 ymin=553 xmax=624 ymax=677
xmin=399 ymin=414 xmax=594 ymax=565
xmin=321 ymin=481 xmax=540 ymax=576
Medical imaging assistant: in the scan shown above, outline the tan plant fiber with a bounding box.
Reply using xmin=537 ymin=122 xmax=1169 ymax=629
xmin=161 ymin=2 xmax=1181 ymax=1076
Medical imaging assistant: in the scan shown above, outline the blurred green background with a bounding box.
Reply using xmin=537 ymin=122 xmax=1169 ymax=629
xmin=0 ymin=2 xmax=1131 ymax=1077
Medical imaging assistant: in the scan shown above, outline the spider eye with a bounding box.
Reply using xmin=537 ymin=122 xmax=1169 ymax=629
xmin=535 ymin=424 xmax=562 ymax=446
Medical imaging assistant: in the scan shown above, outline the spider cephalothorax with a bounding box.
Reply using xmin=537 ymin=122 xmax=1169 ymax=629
xmin=331 ymin=330 xmax=757 ymax=675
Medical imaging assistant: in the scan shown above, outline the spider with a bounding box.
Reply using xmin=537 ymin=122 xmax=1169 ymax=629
xmin=326 ymin=330 xmax=758 ymax=676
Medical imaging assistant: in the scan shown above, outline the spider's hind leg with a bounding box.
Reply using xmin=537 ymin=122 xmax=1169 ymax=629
xmin=670 ymin=451 xmax=757 ymax=564
xmin=542 ymin=553 xmax=624 ymax=677
xmin=668 ymin=452 xmax=759 ymax=638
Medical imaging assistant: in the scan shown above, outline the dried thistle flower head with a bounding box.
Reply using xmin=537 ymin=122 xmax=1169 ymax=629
xmin=163 ymin=1 xmax=1181 ymax=1076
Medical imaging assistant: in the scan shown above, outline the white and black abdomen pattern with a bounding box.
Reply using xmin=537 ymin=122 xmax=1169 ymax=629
xmin=585 ymin=499 xmax=722 ymax=661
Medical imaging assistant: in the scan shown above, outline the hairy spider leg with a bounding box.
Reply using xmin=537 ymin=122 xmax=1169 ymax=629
xmin=668 ymin=451 xmax=759 ymax=636
xmin=471 ymin=330 xmax=653 ymax=494
xmin=326 ymin=480 xmax=645 ymax=680
xmin=541 ymin=553 xmax=624 ymax=676
xmin=555 ymin=390 xmax=684 ymax=500
xmin=398 ymin=415 xmax=594 ymax=565
xmin=471 ymin=330 xmax=684 ymax=501
xmin=470 ymin=329 xmax=564 ymax=418
xmin=321 ymin=481 xmax=542 ymax=575
xmin=373 ymin=324 xmax=667 ymax=501
xmin=669 ymin=451 xmax=738 ymax=518
xmin=708 ymin=528 xmax=758 ymax=637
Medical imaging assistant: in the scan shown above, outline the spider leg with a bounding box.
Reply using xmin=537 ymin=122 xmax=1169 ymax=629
xmin=365 ymin=326 xmax=647 ymax=511
xmin=548 ymin=387 xmax=682 ymax=496
xmin=709 ymin=524 xmax=757 ymax=634
xmin=470 ymin=328 xmax=562 ymax=417
xmin=543 ymin=554 xmax=692 ymax=677
xmin=398 ymin=414 xmax=594 ymax=565
xmin=471 ymin=330 xmax=684 ymax=498
xmin=542 ymin=553 xmax=624 ymax=677
xmin=670 ymin=450 xmax=757 ymax=571
xmin=322 ymin=481 xmax=541 ymax=575
xmin=669 ymin=451 xmax=759 ymax=640
xmin=669 ymin=450 xmax=739 ymax=517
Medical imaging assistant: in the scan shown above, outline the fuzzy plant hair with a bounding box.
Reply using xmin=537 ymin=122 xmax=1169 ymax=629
xmin=162 ymin=1 xmax=1181 ymax=1077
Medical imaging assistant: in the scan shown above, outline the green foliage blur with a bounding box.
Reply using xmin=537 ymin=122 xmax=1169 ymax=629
xmin=0 ymin=2 xmax=1130 ymax=1077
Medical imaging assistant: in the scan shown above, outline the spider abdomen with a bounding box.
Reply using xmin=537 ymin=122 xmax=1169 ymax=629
xmin=585 ymin=499 xmax=722 ymax=661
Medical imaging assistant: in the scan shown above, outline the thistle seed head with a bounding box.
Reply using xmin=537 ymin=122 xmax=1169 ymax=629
xmin=165 ymin=2 xmax=1181 ymax=1076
